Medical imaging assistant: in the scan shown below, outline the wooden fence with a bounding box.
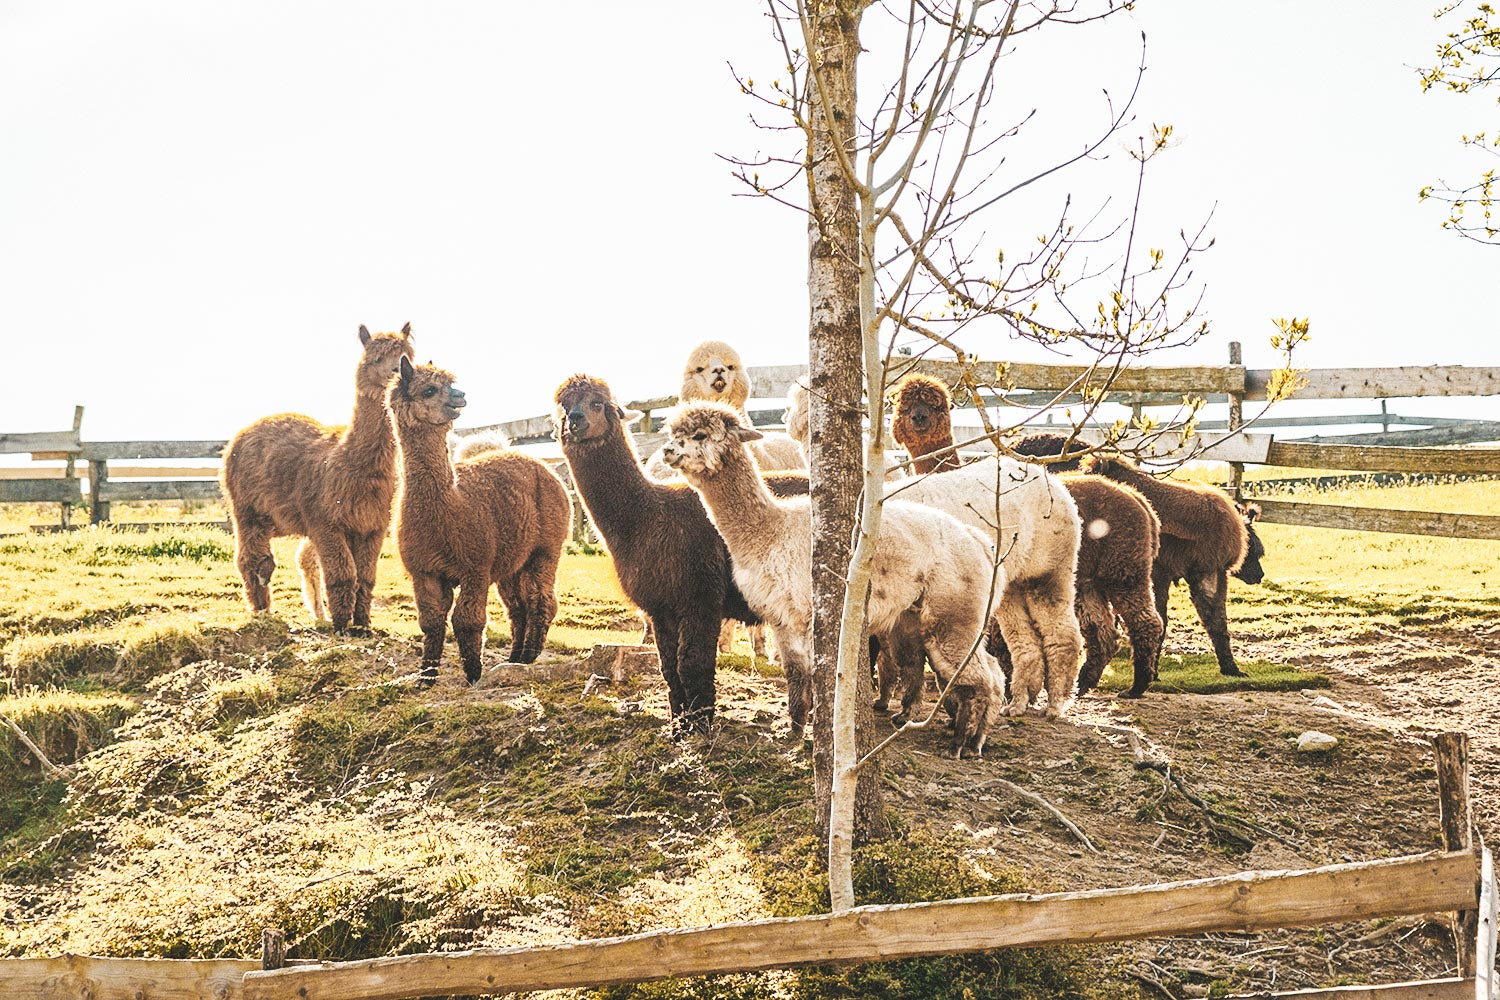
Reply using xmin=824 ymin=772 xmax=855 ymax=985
xmin=0 ymin=733 xmax=1491 ymax=1000
xmin=4 ymin=352 xmax=1498 ymax=537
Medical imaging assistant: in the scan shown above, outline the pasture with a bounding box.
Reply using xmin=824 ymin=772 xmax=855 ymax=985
xmin=1 ymin=475 xmax=1497 ymax=996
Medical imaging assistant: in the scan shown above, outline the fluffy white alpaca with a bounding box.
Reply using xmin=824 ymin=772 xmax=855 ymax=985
xmin=645 ymin=341 xmax=805 ymax=480
xmin=662 ymin=401 xmax=1008 ymax=753
xmin=886 ymin=457 xmax=1083 ymax=717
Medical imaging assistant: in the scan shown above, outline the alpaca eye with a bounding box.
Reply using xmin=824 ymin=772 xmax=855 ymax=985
xmin=693 ymin=432 xmax=708 ymax=441
xmin=726 ymin=365 xmax=736 ymax=370
xmin=591 ymin=401 xmax=603 ymax=410
xmin=422 ymin=387 xmax=439 ymax=398
xmin=695 ymin=366 xmax=705 ymax=373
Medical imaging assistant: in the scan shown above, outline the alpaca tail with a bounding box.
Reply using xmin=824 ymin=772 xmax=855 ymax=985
xmin=450 ymin=428 xmax=512 ymax=462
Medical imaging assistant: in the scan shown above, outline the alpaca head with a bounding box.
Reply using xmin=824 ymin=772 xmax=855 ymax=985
xmin=660 ymin=401 xmax=762 ymax=479
xmin=1012 ymin=432 xmax=1088 ymax=472
xmin=1233 ymin=502 xmax=1266 ymax=584
xmin=356 ymin=323 xmax=416 ymax=399
xmin=388 ymin=356 xmax=466 ymax=430
xmin=681 ymin=341 xmax=751 ymax=412
xmin=889 ymin=374 xmax=953 ymax=450
xmin=783 ymin=380 xmax=810 ymax=448
xmin=554 ymin=374 xmax=641 ymax=447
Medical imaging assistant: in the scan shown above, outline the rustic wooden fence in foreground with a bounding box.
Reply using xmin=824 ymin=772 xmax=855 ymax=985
xmin=2 ymin=734 xmax=1494 ymax=1000
xmin=4 ymin=351 xmax=1498 ymax=539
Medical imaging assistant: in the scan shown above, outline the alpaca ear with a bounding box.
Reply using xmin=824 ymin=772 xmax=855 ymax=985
xmin=401 ymin=322 xmax=412 ymax=340
xmin=398 ymin=355 xmax=415 ymax=384
xmin=732 ymin=426 xmax=764 ymax=443
xmin=359 ymin=324 xmax=371 ymax=346
xmin=618 ymin=407 xmax=644 ymax=427
xmin=1240 ymin=502 xmax=1262 ymax=522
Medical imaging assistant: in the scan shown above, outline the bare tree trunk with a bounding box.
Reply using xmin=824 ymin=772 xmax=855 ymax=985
xmin=805 ymin=0 xmax=883 ymax=865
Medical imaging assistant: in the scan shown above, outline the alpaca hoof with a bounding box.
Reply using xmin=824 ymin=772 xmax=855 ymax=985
xmin=417 ymin=662 xmax=439 ymax=688
xmin=346 ymin=625 xmax=373 ymax=638
xmin=463 ymin=661 xmax=483 ymax=685
xmin=1000 ymin=702 xmax=1025 ymax=717
xmin=890 ymin=713 xmax=910 ymax=728
xmin=1220 ymin=665 xmax=1244 ymax=677
xmin=1120 ymin=687 xmax=1147 ymax=700
xmin=872 ymin=698 xmax=890 ymax=713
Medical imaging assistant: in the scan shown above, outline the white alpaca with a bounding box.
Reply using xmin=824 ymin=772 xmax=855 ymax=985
xmin=662 ymin=401 xmax=1008 ymax=754
xmin=645 ymin=341 xmax=805 ymax=480
xmin=886 ymin=457 xmax=1084 ymax=717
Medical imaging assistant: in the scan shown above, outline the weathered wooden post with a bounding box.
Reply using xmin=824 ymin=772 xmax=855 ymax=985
xmin=1433 ymin=730 xmax=1476 ymax=976
xmin=261 ymin=928 xmax=286 ymax=971
xmin=60 ymin=405 xmax=83 ymax=529
xmin=1227 ymin=342 xmax=1244 ymax=497
xmin=89 ymin=456 xmax=111 ymax=525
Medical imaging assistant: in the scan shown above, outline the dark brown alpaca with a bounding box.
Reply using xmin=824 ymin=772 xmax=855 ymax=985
xmin=1012 ymin=433 xmax=1164 ymax=697
xmin=554 ymin=374 xmax=784 ymax=732
xmin=221 ymin=324 xmax=415 ymax=632
xmin=1080 ymin=453 xmax=1266 ymax=677
xmin=390 ymin=358 xmax=572 ymax=682
xmin=889 ymin=374 xmax=962 ymax=473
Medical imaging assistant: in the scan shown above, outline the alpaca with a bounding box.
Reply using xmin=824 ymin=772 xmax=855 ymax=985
xmin=1080 ymin=453 xmax=1267 ymax=677
xmin=450 ymin=428 xmax=512 ymax=463
xmin=890 ymin=374 xmax=962 ymax=473
xmin=554 ymin=374 xmax=797 ymax=732
xmin=1010 ymin=433 xmax=1164 ymax=698
xmin=644 ymin=341 xmax=805 ymax=480
xmin=221 ymin=323 xmax=415 ymax=632
xmin=661 ymin=401 xmax=1008 ymax=755
xmin=390 ymin=358 xmax=572 ymax=682
xmin=784 ymin=379 xmax=906 ymax=482
xmin=885 ymin=394 xmax=1084 ymax=717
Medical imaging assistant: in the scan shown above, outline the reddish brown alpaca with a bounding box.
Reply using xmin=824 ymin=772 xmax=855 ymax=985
xmin=221 ymin=324 xmax=414 ymax=632
xmin=890 ymin=374 xmax=962 ymax=473
xmin=390 ymin=358 xmax=571 ymax=683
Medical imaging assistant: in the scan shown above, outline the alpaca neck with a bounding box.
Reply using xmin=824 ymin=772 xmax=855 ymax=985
xmin=909 ymin=430 xmax=961 ymax=475
xmin=396 ymin=422 xmax=459 ymax=511
xmin=564 ymin=426 xmax=656 ymax=541
xmin=338 ymin=390 xmax=398 ymax=470
xmin=690 ymin=449 xmax=784 ymax=553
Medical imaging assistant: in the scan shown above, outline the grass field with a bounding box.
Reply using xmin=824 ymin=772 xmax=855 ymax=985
xmin=1 ymin=478 xmax=1497 ymax=995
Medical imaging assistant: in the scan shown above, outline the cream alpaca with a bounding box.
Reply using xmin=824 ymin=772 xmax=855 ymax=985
xmin=886 ymin=456 xmax=1084 ymax=717
xmin=662 ymin=401 xmax=1007 ymax=754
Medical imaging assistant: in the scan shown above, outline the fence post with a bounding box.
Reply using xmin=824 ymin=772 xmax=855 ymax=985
xmin=1433 ymin=730 xmax=1476 ymax=977
xmin=1227 ymin=342 xmax=1244 ymax=498
xmin=261 ymin=928 xmax=286 ymax=971
xmin=89 ymin=459 xmax=111 ymax=525
xmin=60 ymin=405 xmax=83 ymax=529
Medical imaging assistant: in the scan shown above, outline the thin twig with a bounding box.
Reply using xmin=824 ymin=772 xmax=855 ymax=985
xmin=973 ymin=777 xmax=1100 ymax=853
xmin=0 ymin=710 xmax=70 ymax=778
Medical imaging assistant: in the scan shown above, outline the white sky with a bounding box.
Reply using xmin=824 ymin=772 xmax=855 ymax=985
xmin=1 ymin=1 xmax=1494 ymax=444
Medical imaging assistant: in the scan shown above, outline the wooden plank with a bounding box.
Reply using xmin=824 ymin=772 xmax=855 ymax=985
xmin=244 ymin=851 xmax=1476 ymax=1000
xmin=0 ymin=955 xmax=259 ymax=1000
xmin=0 ymin=430 xmax=80 ymax=455
xmin=1064 ymin=428 xmax=1273 ymax=464
xmin=79 ymin=440 xmax=226 ymax=461
xmin=1227 ymin=978 xmax=1473 ymax=1000
xmin=0 ymin=479 xmax=83 ymax=504
xmin=1247 ymin=366 xmax=1500 ymax=402
xmin=1264 ymin=442 xmax=1500 ymax=475
xmin=1283 ymin=423 xmax=1500 ymax=448
xmin=892 ymin=359 xmax=1247 ymax=395
xmin=1252 ymin=499 xmax=1500 ymax=541
xmin=95 ymin=480 xmax=223 ymax=503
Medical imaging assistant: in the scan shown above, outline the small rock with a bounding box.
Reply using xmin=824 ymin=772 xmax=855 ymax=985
xmin=1296 ymin=731 xmax=1339 ymax=752
xmin=1310 ymin=695 xmax=1344 ymax=711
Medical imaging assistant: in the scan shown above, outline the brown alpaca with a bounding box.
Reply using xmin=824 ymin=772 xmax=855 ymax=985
xmin=221 ymin=324 xmax=415 ymax=632
xmin=1080 ymin=453 xmax=1267 ymax=677
xmin=890 ymin=374 xmax=962 ymax=473
xmin=390 ymin=358 xmax=572 ymax=682
xmin=1011 ymin=433 xmax=1165 ymax=697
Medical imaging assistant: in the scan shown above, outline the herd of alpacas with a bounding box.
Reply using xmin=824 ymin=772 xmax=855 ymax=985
xmin=220 ymin=326 xmax=1267 ymax=755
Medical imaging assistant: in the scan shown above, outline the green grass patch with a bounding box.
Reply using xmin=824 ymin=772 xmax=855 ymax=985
xmin=1095 ymin=651 xmax=1329 ymax=695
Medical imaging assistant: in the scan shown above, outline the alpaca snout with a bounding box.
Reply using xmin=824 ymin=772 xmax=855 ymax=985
xmin=710 ymin=369 xmax=728 ymax=392
xmin=1235 ymin=563 xmax=1265 ymax=585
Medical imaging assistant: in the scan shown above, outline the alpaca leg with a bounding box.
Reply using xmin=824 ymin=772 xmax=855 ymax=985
xmin=1153 ymin=563 xmax=1174 ymax=641
xmin=232 ymin=517 xmax=276 ymax=614
xmin=995 ymin=593 xmax=1045 ymax=716
xmin=985 ymin=617 xmax=1013 ymax=687
xmin=717 ymin=620 xmax=739 ymax=656
xmin=1024 ymin=582 xmax=1084 ymax=717
xmin=677 ymin=613 xmax=720 ymax=732
xmin=1074 ymin=585 xmax=1117 ymax=696
xmin=773 ymin=624 xmax=812 ymax=733
xmin=412 ymin=573 xmax=455 ymax=684
xmin=348 ymin=530 xmax=385 ymax=630
xmin=308 ymin=528 xmax=358 ymax=633
xmin=496 ymin=578 xmax=528 ymax=664
xmin=519 ymin=548 xmax=561 ymax=663
xmin=755 ymin=625 xmax=776 ymax=665
xmin=1107 ymin=581 xmax=1162 ymax=698
xmin=884 ymin=615 xmax=927 ymax=726
xmin=1187 ymin=569 xmax=1241 ymax=676
xmin=650 ymin=610 xmax=687 ymax=720
xmin=451 ymin=577 xmax=491 ymax=684
xmin=296 ymin=539 xmax=328 ymax=623
xmin=639 ymin=612 xmax=655 ymax=646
